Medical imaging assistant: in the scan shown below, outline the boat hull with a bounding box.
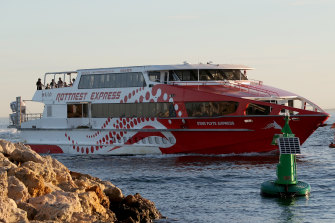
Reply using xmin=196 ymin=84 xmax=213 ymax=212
xmin=22 ymin=114 xmax=327 ymax=155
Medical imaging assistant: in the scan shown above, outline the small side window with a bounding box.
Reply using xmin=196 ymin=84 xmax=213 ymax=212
xmin=246 ymin=103 xmax=271 ymax=115
xmin=148 ymin=71 xmax=160 ymax=82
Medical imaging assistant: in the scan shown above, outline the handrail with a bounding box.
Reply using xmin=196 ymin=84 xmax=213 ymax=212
xmin=22 ymin=113 xmax=43 ymax=122
xmin=230 ymin=82 xmax=280 ymax=97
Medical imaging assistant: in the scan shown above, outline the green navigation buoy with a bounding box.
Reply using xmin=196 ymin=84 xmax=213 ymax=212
xmin=261 ymin=116 xmax=311 ymax=197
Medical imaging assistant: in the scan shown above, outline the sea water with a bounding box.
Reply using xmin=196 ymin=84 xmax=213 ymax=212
xmin=1 ymin=110 xmax=335 ymax=223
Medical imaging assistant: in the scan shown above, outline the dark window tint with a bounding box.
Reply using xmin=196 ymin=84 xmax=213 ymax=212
xmin=91 ymin=102 xmax=176 ymax=118
xmin=78 ymin=72 xmax=146 ymax=89
xmin=246 ymin=103 xmax=271 ymax=115
xmin=170 ymin=69 xmax=247 ymax=81
xmin=67 ymin=104 xmax=88 ymax=118
xmin=185 ymin=101 xmax=239 ymax=117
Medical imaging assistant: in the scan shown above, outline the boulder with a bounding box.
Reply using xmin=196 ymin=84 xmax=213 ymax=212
xmin=0 ymin=152 xmax=17 ymax=172
xmin=22 ymin=161 xmax=57 ymax=184
xmin=0 ymin=171 xmax=8 ymax=198
xmin=28 ymin=190 xmax=82 ymax=222
xmin=10 ymin=143 xmax=44 ymax=164
xmin=44 ymin=156 xmax=78 ymax=191
xmin=0 ymin=198 xmax=29 ymax=223
xmin=9 ymin=166 xmax=52 ymax=197
xmin=70 ymin=171 xmax=112 ymax=192
xmin=111 ymin=193 xmax=162 ymax=223
xmin=17 ymin=202 xmax=38 ymax=220
xmin=0 ymin=140 xmax=163 ymax=222
xmin=78 ymin=191 xmax=107 ymax=216
xmin=0 ymin=139 xmax=16 ymax=155
xmin=105 ymin=186 xmax=124 ymax=203
xmin=0 ymin=171 xmax=29 ymax=223
xmin=7 ymin=175 xmax=30 ymax=203
xmin=71 ymin=211 xmax=116 ymax=223
xmin=86 ymin=185 xmax=110 ymax=209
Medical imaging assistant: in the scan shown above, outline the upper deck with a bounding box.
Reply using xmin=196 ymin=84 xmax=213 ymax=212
xmin=30 ymin=63 xmax=325 ymax=114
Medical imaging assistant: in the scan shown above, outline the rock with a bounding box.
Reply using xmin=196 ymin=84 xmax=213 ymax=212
xmin=111 ymin=193 xmax=162 ymax=223
xmin=28 ymin=190 xmax=82 ymax=222
xmin=0 ymin=172 xmax=29 ymax=223
xmin=86 ymin=185 xmax=110 ymax=209
xmin=124 ymin=195 xmax=138 ymax=207
xmin=7 ymin=176 xmax=30 ymax=203
xmin=0 ymin=140 xmax=162 ymax=222
xmin=71 ymin=211 xmax=116 ymax=223
xmin=0 ymin=139 xmax=16 ymax=155
xmin=22 ymin=161 xmax=56 ymax=183
xmin=0 ymin=152 xmax=17 ymax=172
xmin=79 ymin=191 xmax=107 ymax=215
xmin=10 ymin=143 xmax=44 ymax=164
xmin=105 ymin=186 xmax=124 ymax=203
xmin=133 ymin=193 xmax=162 ymax=220
xmin=9 ymin=166 xmax=52 ymax=197
xmin=0 ymin=171 xmax=8 ymax=198
xmin=17 ymin=202 xmax=38 ymax=220
xmin=44 ymin=156 xmax=78 ymax=191
xmin=71 ymin=171 xmax=112 ymax=192
xmin=0 ymin=198 xmax=29 ymax=223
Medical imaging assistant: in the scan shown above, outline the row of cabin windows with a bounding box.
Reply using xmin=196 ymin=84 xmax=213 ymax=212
xmin=78 ymin=72 xmax=146 ymax=89
xmin=185 ymin=102 xmax=271 ymax=117
xmin=67 ymin=103 xmax=176 ymax=118
xmin=185 ymin=101 xmax=239 ymax=117
xmin=91 ymin=102 xmax=176 ymax=118
xmin=66 ymin=102 xmax=271 ymax=119
xmin=78 ymin=69 xmax=248 ymax=89
xmin=148 ymin=69 xmax=248 ymax=82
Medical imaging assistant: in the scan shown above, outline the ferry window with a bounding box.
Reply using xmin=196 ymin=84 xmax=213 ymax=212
xmin=172 ymin=70 xmax=197 ymax=81
xmin=246 ymin=103 xmax=271 ymax=115
xmin=91 ymin=102 xmax=176 ymax=118
xmin=78 ymin=72 xmax=146 ymax=89
xmin=148 ymin=71 xmax=160 ymax=82
xmin=170 ymin=69 xmax=247 ymax=81
xmin=185 ymin=101 xmax=239 ymax=117
xmin=67 ymin=104 xmax=88 ymax=118
xmin=78 ymin=75 xmax=93 ymax=89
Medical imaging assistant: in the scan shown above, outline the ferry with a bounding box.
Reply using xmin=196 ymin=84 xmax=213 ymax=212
xmin=9 ymin=63 xmax=329 ymax=154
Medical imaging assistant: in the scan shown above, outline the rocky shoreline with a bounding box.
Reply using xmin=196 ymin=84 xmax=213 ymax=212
xmin=0 ymin=140 xmax=162 ymax=223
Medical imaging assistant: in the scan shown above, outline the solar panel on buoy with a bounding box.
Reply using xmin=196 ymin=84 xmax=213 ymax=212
xmin=277 ymin=137 xmax=301 ymax=154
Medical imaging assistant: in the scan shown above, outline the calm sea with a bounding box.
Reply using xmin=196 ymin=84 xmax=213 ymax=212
xmin=1 ymin=110 xmax=335 ymax=223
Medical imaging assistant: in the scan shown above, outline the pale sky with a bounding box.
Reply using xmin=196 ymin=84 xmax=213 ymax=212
xmin=1 ymin=0 xmax=334 ymax=117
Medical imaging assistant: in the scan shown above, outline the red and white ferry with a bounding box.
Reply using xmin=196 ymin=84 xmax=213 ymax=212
xmin=9 ymin=63 xmax=329 ymax=154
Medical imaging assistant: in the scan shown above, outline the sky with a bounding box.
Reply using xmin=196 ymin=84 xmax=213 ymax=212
xmin=0 ymin=0 xmax=334 ymax=117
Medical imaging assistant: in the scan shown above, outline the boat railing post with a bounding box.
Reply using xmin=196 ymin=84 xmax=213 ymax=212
xmin=16 ymin=96 xmax=21 ymax=128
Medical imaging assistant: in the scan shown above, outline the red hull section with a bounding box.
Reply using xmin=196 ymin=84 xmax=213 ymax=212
xmin=26 ymin=114 xmax=327 ymax=155
xmin=28 ymin=144 xmax=64 ymax=154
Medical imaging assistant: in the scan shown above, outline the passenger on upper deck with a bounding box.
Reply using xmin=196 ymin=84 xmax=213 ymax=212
xmin=69 ymin=78 xmax=75 ymax=86
xmin=50 ymin=79 xmax=56 ymax=89
xmin=36 ymin=78 xmax=43 ymax=90
xmin=57 ymin=78 xmax=63 ymax=88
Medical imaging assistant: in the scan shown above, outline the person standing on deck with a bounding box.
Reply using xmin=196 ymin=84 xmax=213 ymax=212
xmin=50 ymin=79 xmax=56 ymax=88
xmin=36 ymin=78 xmax=43 ymax=90
xmin=57 ymin=77 xmax=63 ymax=88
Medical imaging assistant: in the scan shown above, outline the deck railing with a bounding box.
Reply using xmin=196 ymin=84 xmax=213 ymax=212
xmin=22 ymin=113 xmax=43 ymax=122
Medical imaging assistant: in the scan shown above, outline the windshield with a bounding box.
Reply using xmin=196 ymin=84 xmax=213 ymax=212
xmin=170 ymin=69 xmax=247 ymax=81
